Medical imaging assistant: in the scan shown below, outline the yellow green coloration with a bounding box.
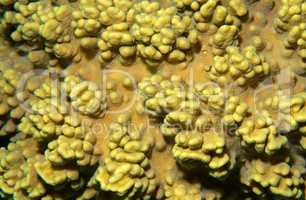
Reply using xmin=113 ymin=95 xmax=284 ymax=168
xmin=92 ymin=115 xmax=159 ymax=199
xmin=205 ymin=45 xmax=271 ymax=86
xmin=274 ymin=0 xmax=306 ymax=60
xmin=0 ymin=0 xmax=306 ymax=200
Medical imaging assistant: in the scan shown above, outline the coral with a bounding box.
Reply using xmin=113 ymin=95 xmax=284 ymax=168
xmin=18 ymin=74 xmax=106 ymax=141
xmin=66 ymin=77 xmax=107 ymax=117
xmin=241 ymin=159 xmax=304 ymax=199
xmin=0 ymin=54 xmax=39 ymax=138
xmin=258 ymin=92 xmax=306 ymax=151
xmin=137 ymin=74 xmax=188 ymax=119
xmin=93 ymin=115 xmax=159 ymax=199
xmin=236 ymin=110 xmax=288 ymax=155
xmin=93 ymin=0 xmax=200 ymax=66
xmin=0 ymin=67 xmax=26 ymax=137
xmin=0 ymin=73 xmax=102 ymax=199
xmin=0 ymin=0 xmax=306 ymax=200
xmin=0 ymin=137 xmax=88 ymax=199
xmin=173 ymin=130 xmax=231 ymax=179
xmin=45 ymin=131 xmax=100 ymax=167
xmin=164 ymin=172 xmax=202 ymax=200
xmin=18 ymin=89 xmax=74 ymax=140
xmin=1 ymin=1 xmax=80 ymax=63
xmin=173 ymin=0 xmax=247 ymax=55
xmin=0 ymin=138 xmax=44 ymax=198
xmin=210 ymin=25 xmax=239 ymax=55
xmin=274 ymin=0 xmax=306 ymax=60
xmin=205 ymin=45 xmax=271 ymax=87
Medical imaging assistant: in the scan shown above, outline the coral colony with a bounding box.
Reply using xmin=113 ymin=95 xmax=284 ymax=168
xmin=0 ymin=0 xmax=306 ymax=199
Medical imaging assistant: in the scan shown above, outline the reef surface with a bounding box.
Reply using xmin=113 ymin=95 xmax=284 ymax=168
xmin=0 ymin=0 xmax=306 ymax=199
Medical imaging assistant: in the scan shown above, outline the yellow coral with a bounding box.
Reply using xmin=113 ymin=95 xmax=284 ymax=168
xmin=173 ymin=130 xmax=231 ymax=179
xmin=241 ymin=159 xmax=304 ymax=199
xmin=0 ymin=0 xmax=306 ymax=200
xmin=236 ymin=111 xmax=288 ymax=155
xmin=205 ymin=45 xmax=271 ymax=86
xmin=93 ymin=115 xmax=159 ymax=199
xmin=274 ymin=0 xmax=306 ymax=60
xmin=164 ymin=172 xmax=201 ymax=200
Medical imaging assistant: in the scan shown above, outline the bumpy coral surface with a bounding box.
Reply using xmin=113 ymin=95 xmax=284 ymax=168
xmin=0 ymin=0 xmax=306 ymax=200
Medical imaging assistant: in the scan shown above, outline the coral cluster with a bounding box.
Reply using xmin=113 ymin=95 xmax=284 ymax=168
xmin=0 ymin=0 xmax=306 ymax=200
xmin=274 ymin=0 xmax=306 ymax=60
xmin=93 ymin=115 xmax=159 ymax=199
xmin=205 ymin=45 xmax=271 ymax=86
xmin=0 ymin=52 xmax=40 ymax=138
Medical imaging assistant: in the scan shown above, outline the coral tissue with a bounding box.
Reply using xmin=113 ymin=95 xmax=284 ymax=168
xmin=0 ymin=0 xmax=306 ymax=199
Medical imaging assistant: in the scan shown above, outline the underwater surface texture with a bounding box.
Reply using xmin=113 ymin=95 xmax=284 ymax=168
xmin=0 ymin=0 xmax=306 ymax=199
